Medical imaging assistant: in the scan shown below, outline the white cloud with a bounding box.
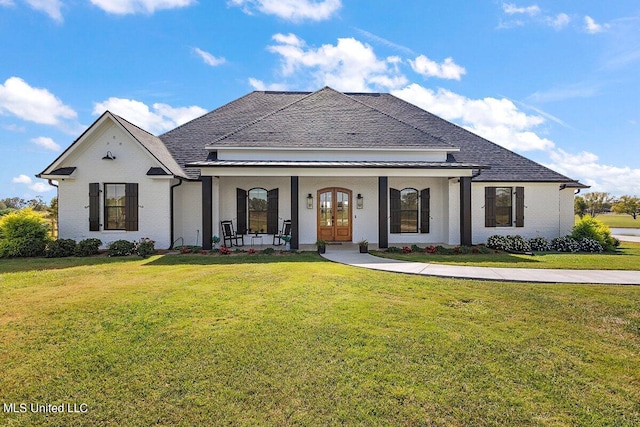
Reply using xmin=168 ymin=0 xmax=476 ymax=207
xmin=12 ymin=174 xmax=32 ymax=184
xmin=547 ymin=13 xmax=570 ymax=30
xmin=502 ymin=3 xmax=540 ymax=16
xmin=0 ymin=0 xmax=16 ymax=7
xmin=90 ymin=0 xmax=195 ymax=15
xmin=229 ymin=0 xmax=341 ymax=22
xmin=584 ymin=16 xmax=609 ymax=34
xmin=12 ymin=174 xmax=54 ymax=192
xmin=409 ymin=55 xmax=466 ymax=81
xmin=547 ymin=149 xmax=640 ymax=194
xmin=31 ymin=136 xmax=61 ymax=151
xmin=248 ymin=78 xmax=289 ymax=91
xmin=93 ymin=98 xmax=206 ymax=134
xmin=193 ymin=47 xmax=226 ymax=67
xmin=0 ymin=77 xmax=77 ymax=127
xmin=25 ymin=0 xmax=63 ymax=22
xmin=265 ymin=33 xmax=407 ymax=92
xmin=392 ymin=83 xmax=554 ymax=152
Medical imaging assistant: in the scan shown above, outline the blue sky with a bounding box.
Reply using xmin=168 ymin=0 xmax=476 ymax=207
xmin=1 ymin=0 xmax=639 ymax=200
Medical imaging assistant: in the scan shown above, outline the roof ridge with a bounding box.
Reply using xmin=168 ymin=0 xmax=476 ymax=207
xmin=344 ymin=91 xmax=454 ymax=148
xmin=159 ymin=91 xmax=261 ymax=138
xmin=208 ymin=87 xmax=330 ymax=145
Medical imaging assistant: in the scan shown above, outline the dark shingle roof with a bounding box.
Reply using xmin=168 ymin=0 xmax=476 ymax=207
xmin=208 ymin=87 xmax=454 ymax=150
xmin=160 ymin=91 xmax=310 ymax=179
xmin=49 ymin=167 xmax=76 ymax=175
xmin=349 ymin=92 xmax=575 ymax=182
xmin=160 ymin=87 xmax=581 ymax=183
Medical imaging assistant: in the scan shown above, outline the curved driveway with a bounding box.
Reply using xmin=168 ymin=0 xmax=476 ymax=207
xmin=321 ymin=243 xmax=640 ymax=285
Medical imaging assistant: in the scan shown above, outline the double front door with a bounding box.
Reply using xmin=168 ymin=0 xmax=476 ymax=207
xmin=317 ymin=187 xmax=352 ymax=242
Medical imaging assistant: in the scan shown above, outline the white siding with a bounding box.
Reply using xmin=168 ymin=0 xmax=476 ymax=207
xmin=471 ymin=182 xmax=569 ymax=244
xmin=56 ymin=121 xmax=172 ymax=248
xmin=173 ymin=180 xmax=202 ymax=247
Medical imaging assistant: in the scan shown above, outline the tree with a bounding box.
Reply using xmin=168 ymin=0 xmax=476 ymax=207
xmin=48 ymin=197 xmax=58 ymax=237
xmin=611 ymin=195 xmax=639 ymax=220
xmin=583 ymin=192 xmax=613 ymax=217
xmin=574 ymin=195 xmax=587 ymax=218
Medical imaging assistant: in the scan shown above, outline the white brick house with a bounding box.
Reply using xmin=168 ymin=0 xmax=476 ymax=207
xmin=39 ymin=87 xmax=586 ymax=249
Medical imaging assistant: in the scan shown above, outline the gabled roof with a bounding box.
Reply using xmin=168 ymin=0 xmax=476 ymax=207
xmin=161 ymin=88 xmax=583 ymax=183
xmin=112 ymin=115 xmax=188 ymax=178
xmin=207 ymin=87 xmax=455 ymax=150
xmin=161 ymin=91 xmax=310 ymax=179
xmin=39 ymin=111 xmax=188 ymax=179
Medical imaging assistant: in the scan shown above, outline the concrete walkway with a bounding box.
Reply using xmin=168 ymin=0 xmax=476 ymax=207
xmin=320 ymin=247 xmax=640 ymax=285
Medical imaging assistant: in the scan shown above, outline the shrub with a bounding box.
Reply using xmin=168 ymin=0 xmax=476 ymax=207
xmin=219 ymin=246 xmax=232 ymax=255
xmin=571 ymin=215 xmax=617 ymax=251
xmin=529 ymin=237 xmax=551 ymax=252
xmin=0 ymin=208 xmax=49 ymax=258
xmin=386 ymin=246 xmax=402 ymax=253
xmin=134 ymin=237 xmax=155 ymax=258
xmin=261 ymin=247 xmax=274 ymax=255
xmin=551 ymin=236 xmax=581 ymax=253
xmin=45 ymin=238 xmax=76 ymax=258
xmin=108 ymin=240 xmax=135 ymax=257
xmin=456 ymin=245 xmax=473 ymax=255
xmin=411 ymin=244 xmax=422 ymax=253
xmin=435 ymin=245 xmax=455 ymax=255
xmin=402 ymin=246 xmax=412 ymax=254
xmin=579 ymin=238 xmax=604 ymax=253
xmin=425 ymin=245 xmax=437 ymax=254
xmin=487 ymin=235 xmax=531 ymax=252
xmin=75 ymin=238 xmax=102 ymax=256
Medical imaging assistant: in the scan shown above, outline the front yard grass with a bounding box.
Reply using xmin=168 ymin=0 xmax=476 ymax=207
xmin=1 ymin=254 xmax=639 ymax=426
xmin=372 ymin=241 xmax=640 ymax=270
xmin=581 ymin=213 xmax=640 ymax=229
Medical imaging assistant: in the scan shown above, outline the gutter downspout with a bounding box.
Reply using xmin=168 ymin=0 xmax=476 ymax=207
xmin=169 ymin=177 xmax=183 ymax=249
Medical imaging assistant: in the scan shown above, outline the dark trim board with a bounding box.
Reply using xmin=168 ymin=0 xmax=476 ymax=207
xmin=378 ymin=177 xmax=388 ymax=249
xmin=291 ymin=176 xmax=299 ymax=250
xmin=202 ymin=176 xmax=213 ymax=250
xmin=460 ymin=177 xmax=472 ymax=246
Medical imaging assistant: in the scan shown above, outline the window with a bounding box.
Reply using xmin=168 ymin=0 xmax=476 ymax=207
xmin=495 ymin=187 xmax=512 ymax=227
xmin=89 ymin=183 xmax=138 ymax=231
xmin=400 ymin=188 xmax=418 ymax=232
xmin=237 ymin=187 xmax=279 ymax=235
xmin=248 ymin=188 xmax=268 ymax=234
xmin=105 ymin=183 xmax=126 ymax=230
xmin=390 ymin=187 xmax=430 ymax=234
xmin=485 ymin=186 xmax=524 ymax=228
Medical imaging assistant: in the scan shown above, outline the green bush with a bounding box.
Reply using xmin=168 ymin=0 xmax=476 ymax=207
xmin=0 ymin=208 xmax=49 ymax=258
xmin=75 ymin=238 xmax=102 ymax=256
xmin=571 ymin=216 xmax=618 ymax=251
xmin=135 ymin=238 xmax=155 ymax=258
xmin=45 ymin=238 xmax=76 ymax=258
xmin=108 ymin=239 xmax=135 ymax=257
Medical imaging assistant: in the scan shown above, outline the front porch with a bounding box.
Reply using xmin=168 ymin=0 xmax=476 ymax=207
xmin=199 ymin=170 xmax=474 ymax=250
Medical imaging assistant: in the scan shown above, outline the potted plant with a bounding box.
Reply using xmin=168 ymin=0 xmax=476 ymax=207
xmin=358 ymin=239 xmax=368 ymax=253
xmin=282 ymin=235 xmax=292 ymax=250
xmin=315 ymin=239 xmax=327 ymax=254
xmin=212 ymin=235 xmax=220 ymax=249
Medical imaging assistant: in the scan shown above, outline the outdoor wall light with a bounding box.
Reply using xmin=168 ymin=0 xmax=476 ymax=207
xmin=357 ymin=193 xmax=363 ymax=209
xmin=307 ymin=193 xmax=313 ymax=209
xmin=102 ymin=151 xmax=116 ymax=160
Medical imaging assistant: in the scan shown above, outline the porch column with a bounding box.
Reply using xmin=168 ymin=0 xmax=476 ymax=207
xmin=459 ymin=177 xmax=472 ymax=246
xmin=378 ymin=177 xmax=388 ymax=248
xmin=291 ymin=176 xmax=299 ymax=250
xmin=202 ymin=176 xmax=212 ymax=250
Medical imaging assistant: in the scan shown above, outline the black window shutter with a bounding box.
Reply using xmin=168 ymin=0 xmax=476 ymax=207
xmin=420 ymin=188 xmax=430 ymax=233
xmin=515 ymin=187 xmax=525 ymax=227
xmin=267 ymin=188 xmax=279 ymax=234
xmin=89 ymin=183 xmax=100 ymax=231
xmin=236 ymin=188 xmax=247 ymax=234
xmin=485 ymin=187 xmax=496 ymax=227
xmin=125 ymin=183 xmax=139 ymax=231
xmin=390 ymin=188 xmax=401 ymax=234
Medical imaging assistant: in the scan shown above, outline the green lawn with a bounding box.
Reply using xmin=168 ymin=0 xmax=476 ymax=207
xmin=1 ymin=254 xmax=639 ymax=426
xmin=373 ymin=241 xmax=640 ymax=270
xmin=578 ymin=214 xmax=640 ymax=228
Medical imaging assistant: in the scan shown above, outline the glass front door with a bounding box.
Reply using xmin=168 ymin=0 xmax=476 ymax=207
xmin=317 ymin=188 xmax=352 ymax=242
